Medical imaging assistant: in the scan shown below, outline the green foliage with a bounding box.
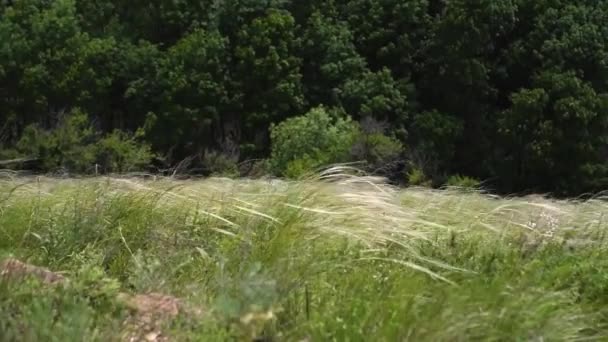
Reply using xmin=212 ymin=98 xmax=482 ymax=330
xmin=357 ymin=133 xmax=403 ymax=167
xmin=95 ymin=130 xmax=154 ymax=173
xmin=2 ymin=0 xmax=608 ymax=194
xmin=284 ymin=156 xmax=319 ymax=179
xmin=411 ymin=110 xmax=463 ymax=160
xmin=340 ymin=68 xmax=409 ymax=124
xmin=0 ymin=255 xmax=125 ymax=341
xmin=409 ymin=110 xmax=464 ymax=177
xmin=351 ymin=117 xmax=404 ymax=175
xmin=270 ymin=106 xmax=358 ymax=177
xmin=148 ymin=28 xmax=229 ymax=156
xmin=9 ymin=109 xmax=153 ymax=173
xmin=202 ymin=150 xmax=240 ymax=178
xmin=498 ymin=71 xmax=608 ymax=194
xmin=298 ymin=10 xmax=366 ymax=106
xmin=337 ymin=0 xmax=431 ymax=78
xmin=407 ymin=167 xmax=431 ymax=187
xmin=445 ymin=175 xmax=481 ymax=190
xmin=231 ymin=8 xmax=305 ymax=155
xmin=15 ymin=109 xmax=98 ymax=172
xmin=3 ymin=177 xmax=608 ymax=340
xmin=0 ymin=0 xmax=122 ymax=131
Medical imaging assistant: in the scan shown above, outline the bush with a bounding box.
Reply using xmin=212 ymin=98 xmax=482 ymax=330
xmin=240 ymin=159 xmax=272 ymax=178
xmin=407 ymin=167 xmax=431 ymax=187
xmin=15 ymin=109 xmax=98 ymax=172
xmin=284 ymin=156 xmax=320 ymax=179
xmin=202 ymin=150 xmax=239 ymax=178
xmin=351 ymin=117 xmax=404 ymax=176
xmin=409 ymin=110 xmax=463 ymax=177
xmin=445 ymin=175 xmax=481 ymax=190
xmin=8 ymin=109 xmax=153 ymax=174
xmin=95 ymin=130 xmax=154 ymax=173
xmin=270 ymin=106 xmax=359 ymax=177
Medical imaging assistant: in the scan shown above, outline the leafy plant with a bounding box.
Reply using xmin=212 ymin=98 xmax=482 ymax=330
xmin=407 ymin=167 xmax=431 ymax=187
xmin=351 ymin=116 xmax=405 ymax=176
xmin=270 ymin=106 xmax=359 ymax=177
xmin=445 ymin=174 xmax=481 ymax=190
xmin=11 ymin=109 xmax=153 ymax=174
xmin=15 ymin=109 xmax=98 ymax=172
xmin=95 ymin=130 xmax=154 ymax=173
xmin=202 ymin=150 xmax=240 ymax=178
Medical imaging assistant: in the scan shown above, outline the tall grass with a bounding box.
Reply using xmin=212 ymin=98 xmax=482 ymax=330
xmin=1 ymin=169 xmax=608 ymax=340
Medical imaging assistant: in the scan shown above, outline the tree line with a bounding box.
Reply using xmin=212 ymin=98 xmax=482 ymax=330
xmin=1 ymin=0 xmax=608 ymax=196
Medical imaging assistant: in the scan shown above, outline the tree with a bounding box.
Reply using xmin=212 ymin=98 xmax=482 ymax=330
xmin=340 ymin=68 xmax=409 ymax=125
xmin=298 ymin=11 xmax=366 ymax=107
xmin=0 ymin=0 xmax=139 ymax=138
xmin=147 ymin=29 xmax=230 ymax=161
xmin=498 ymin=71 xmax=608 ymax=194
xmin=336 ymin=0 xmax=432 ymax=79
xmin=409 ymin=110 xmax=463 ymax=179
xmin=2 ymin=0 xmax=608 ymax=195
xmin=229 ymin=8 xmax=304 ymax=158
xmin=492 ymin=0 xmax=608 ymax=193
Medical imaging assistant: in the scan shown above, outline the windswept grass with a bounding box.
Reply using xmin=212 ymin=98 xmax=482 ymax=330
xmin=1 ymin=168 xmax=608 ymax=341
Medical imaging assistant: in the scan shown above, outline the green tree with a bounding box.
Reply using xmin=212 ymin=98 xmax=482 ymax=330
xmin=415 ymin=0 xmax=520 ymax=179
xmin=340 ymin=68 xmax=409 ymax=125
xmin=147 ymin=29 xmax=229 ymax=161
xmin=336 ymin=0 xmax=431 ymax=79
xmin=491 ymin=0 xmax=608 ymax=193
xmin=409 ymin=110 xmax=463 ymax=179
xmin=2 ymin=0 xmax=608 ymax=195
xmin=230 ymin=8 xmax=304 ymax=158
xmin=0 ymin=0 xmax=115 ymax=128
xmin=298 ymin=11 xmax=366 ymax=107
xmin=498 ymin=71 xmax=608 ymax=194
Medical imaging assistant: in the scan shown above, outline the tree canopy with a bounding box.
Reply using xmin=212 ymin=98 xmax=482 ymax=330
xmin=2 ymin=0 xmax=608 ymax=196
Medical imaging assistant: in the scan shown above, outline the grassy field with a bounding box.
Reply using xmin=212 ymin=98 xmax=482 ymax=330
xmin=1 ymin=168 xmax=608 ymax=341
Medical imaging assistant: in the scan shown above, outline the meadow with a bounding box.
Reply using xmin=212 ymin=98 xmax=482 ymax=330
xmin=1 ymin=168 xmax=608 ymax=341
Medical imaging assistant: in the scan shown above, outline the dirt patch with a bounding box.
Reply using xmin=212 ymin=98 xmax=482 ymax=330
xmin=0 ymin=258 xmax=204 ymax=342
xmin=0 ymin=258 xmax=68 ymax=285
xmin=118 ymin=292 xmax=184 ymax=342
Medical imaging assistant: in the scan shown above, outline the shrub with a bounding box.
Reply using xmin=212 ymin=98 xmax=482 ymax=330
xmin=202 ymin=150 xmax=239 ymax=178
xmin=15 ymin=109 xmax=98 ymax=172
xmin=0 ymin=147 xmax=24 ymax=164
xmin=240 ymin=159 xmax=272 ymax=178
xmin=284 ymin=156 xmax=320 ymax=179
xmin=351 ymin=117 xmax=404 ymax=176
xmin=270 ymin=106 xmax=359 ymax=177
xmin=95 ymin=130 xmax=154 ymax=173
xmin=407 ymin=167 xmax=431 ymax=187
xmin=445 ymin=174 xmax=481 ymax=190
xmin=409 ymin=110 xmax=463 ymax=177
xmin=10 ymin=109 xmax=153 ymax=174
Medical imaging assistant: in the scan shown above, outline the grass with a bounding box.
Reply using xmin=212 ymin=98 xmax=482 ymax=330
xmin=1 ymin=167 xmax=608 ymax=341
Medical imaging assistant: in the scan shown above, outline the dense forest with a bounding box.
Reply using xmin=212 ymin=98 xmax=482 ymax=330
xmin=1 ymin=0 xmax=608 ymax=196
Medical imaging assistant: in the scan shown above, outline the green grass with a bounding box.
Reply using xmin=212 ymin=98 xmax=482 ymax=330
xmin=1 ymin=168 xmax=608 ymax=341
